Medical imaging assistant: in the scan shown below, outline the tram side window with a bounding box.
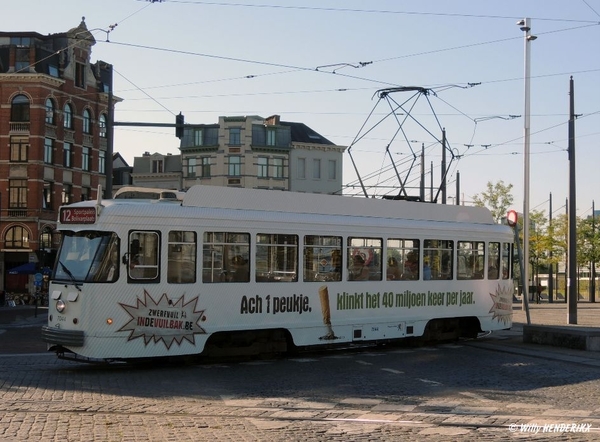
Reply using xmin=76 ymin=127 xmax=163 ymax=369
xmin=488 ymin=242 xmax=501 ymax=280
xmin=387 ymin=238 xmax=419 ymax=281
xmin=256 ymin=234 xmax=298 ymax=282
xmin=304 ymin=235 xmax=342 ymax=282
xmin=202 ymin=232 xmax=250 ymax=283
xmin=457 ymin=241 xmax=485 ymax=280
xmin=423 ymin=239 xmax=453 ymax=280
xmin=128 ymin=231 xmax=160 ymax=281
xmin=502 ymin=242 xmax=512 ymax=279
xmin=168 ymin=231 xmax=196 ymax=283
xmin=348 ymin=237 xmax=382 ymax=281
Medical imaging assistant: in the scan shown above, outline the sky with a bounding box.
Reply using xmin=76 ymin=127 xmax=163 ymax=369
xmin=3 ymin=0 xmax=599 ymax=217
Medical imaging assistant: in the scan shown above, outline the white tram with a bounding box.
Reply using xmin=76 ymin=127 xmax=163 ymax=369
xmin=42 ymin=185 xmax=514 ymax=362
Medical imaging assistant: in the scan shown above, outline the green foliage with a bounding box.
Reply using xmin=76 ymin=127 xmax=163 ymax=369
xmin=472 ymin=180 xmax=514 ymax=223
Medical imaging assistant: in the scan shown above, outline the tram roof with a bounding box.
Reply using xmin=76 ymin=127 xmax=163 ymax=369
xmin=181 ymin=185 xmax=496 ymax=225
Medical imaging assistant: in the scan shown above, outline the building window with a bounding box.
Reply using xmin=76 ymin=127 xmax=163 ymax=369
xmin=43 ymin=182 xmax=53 ymax=210
xmin=63 ymin=142 xmax=72 ymax=168
xmin=45 ymin=98 xmax=55 ymax=125
xmin=6 ymin=226 xmax=29 ymax=249
xmin=75 ymin=62 xmax=85 ymax=88
xmin=229 ymin=127 xmax=241 ymax=145
xmin=266 ymin=128 xmax=276 ymax=146
xmin=201 ymin=157 xmax=211 ymax=178
xmin=273 ymin=157 xmax=284 ymax=179
xmin=313 ymin=159 xmax=321 ymax=179
xmin=99 ymin=114 xmax=107 ymax=138
xmin=194 ymin=129 xmax=203 ymax=146
xmin=228 ymin=156 xmax=241 ymax=176
xmin=10 ymin=37 xmax=30 ymax=46
xmin=187 ymin=158 xmax=196 ymax=178
xmin=81 ymin=187 xmax=90 ymax=201
xmin=64 ymin=104 xmax=73 ymax=129
xmin=11 ymin=94 xmax=30 ymax=122
xmin=82 ymin=147 xmax=90 ymax=171
xmin=48 ymin=65 xmax=59 ymax=77
xmin=152 ymin=159 xmax=163 ymax=173
xmin=297 ymin=158 xmax=306 ymax=179
xmin=99 ymin=150 xmax=106 ymax=174
xmin=10 ymin=136 xmax=28 ymax=162
xmin=257 ymin=157 xmax=268 ymax=178
xmin=328 ymin=160 xmax=336 ymax=180
xmin=83 ymin=109 xmax=92 ymax=134
xmin=9 ymin=179 xmax=28 ymax=208
xmin=44 ymin=138 xmax=54 ymax=164
xmin=62 ymin=184 xmax=72 ymax=205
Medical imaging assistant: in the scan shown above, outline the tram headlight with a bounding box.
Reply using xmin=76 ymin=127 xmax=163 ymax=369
xmin=56 ymin=299 xmax=66 ymax=313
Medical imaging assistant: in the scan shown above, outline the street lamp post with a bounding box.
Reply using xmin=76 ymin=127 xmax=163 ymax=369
xmin=517 ymin=18 xmax=537 ymax=307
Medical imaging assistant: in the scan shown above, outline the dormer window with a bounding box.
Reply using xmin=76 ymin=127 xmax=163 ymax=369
xmin=152 ymin=159 xmax=163 ymax=173
xmin=229 ymin=127 xmax=241 ymax=145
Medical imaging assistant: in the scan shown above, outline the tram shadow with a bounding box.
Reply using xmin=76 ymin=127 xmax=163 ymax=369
xmin=29 ymin=335 xmax=600 ymax=410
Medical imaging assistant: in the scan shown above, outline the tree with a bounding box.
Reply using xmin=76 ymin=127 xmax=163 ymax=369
xmin=577 ymin=216 xmax=600 ymax=267
xmin=472 ymin=180 xmax=514 ymax=223
xmin=529 ymin=210 xmax=556 ymax=284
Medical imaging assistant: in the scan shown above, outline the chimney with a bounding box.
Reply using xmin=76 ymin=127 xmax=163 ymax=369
xmin=265 ymin=115 xmax=280 ymax=126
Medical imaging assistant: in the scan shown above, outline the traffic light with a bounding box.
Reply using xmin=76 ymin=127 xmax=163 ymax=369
xmin=175 ymin=112 xmax=184 ymax=139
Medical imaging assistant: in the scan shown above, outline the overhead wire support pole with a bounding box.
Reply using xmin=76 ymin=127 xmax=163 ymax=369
xmin=517 ymin=18 xmax=536 ymax=308
xmin=568 ymin=76 xmax=577 ymax=324
xmin=441 ymin=128 xmax=447 ymax=204
xmin=592 ymin=200 xmax=596 ymax=303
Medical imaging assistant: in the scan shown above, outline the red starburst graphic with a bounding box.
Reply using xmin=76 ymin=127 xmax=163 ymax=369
xmin=118 ymin=290 xmax=206 ymax=349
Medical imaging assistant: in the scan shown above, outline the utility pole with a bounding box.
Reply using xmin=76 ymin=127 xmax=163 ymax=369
xmin=591 ymin=200 xmax=596 ymax=303
xmin=105 ymin=63 xmax=114 ymax=198
xmin=420 ymin=144 xmax=425 ymax=201
xmin=548 ymin=192 xmax=554 ymax=302
xmin=517 ymin=18 xmax=537 ymax=305
xmin=441 ymin=128 xmax=447 ymax=204
xmin=567 ymin=76 xmax=577 ymax=324
xmin=456 ymin=171 xmax=460 ymax=205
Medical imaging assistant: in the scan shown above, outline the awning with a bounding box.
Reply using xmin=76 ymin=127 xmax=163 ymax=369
xmin=8 ymin=262 xmax=38 ymax=275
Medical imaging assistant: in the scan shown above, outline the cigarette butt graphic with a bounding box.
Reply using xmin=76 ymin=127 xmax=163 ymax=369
xmin=319 ymin=285 xmax=335 ymax=340
xmin=319 ymin=285 xmax=331 ymax=325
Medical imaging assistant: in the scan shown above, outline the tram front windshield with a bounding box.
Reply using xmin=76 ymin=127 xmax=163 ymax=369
xmin=53 ymin=231 xmax=119 ymax=283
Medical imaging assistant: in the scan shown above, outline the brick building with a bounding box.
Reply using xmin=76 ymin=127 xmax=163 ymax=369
xmin=0 ymin=19 xmax=116 ymax=295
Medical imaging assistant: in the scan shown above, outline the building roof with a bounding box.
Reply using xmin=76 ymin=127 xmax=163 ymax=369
xmin=281 ymin=121 xmax=334 ymax=145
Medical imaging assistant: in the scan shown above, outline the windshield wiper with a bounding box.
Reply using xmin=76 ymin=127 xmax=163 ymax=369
xmin=59 ymin=260 xmax=82 ymax=290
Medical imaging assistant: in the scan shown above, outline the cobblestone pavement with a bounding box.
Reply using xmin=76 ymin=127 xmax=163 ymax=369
xmin=1 ymin=303 xmax=600 ymax=441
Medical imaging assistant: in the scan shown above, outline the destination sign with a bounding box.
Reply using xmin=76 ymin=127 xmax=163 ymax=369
xmin=60 ymin=207 xmax=97 ymax=224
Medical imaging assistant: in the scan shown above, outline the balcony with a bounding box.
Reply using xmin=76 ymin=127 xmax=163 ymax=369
xmin=9 ymin=122 xmax=30 ymax=133
xmin=7 ymin=208 xmax=29 ymax=218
